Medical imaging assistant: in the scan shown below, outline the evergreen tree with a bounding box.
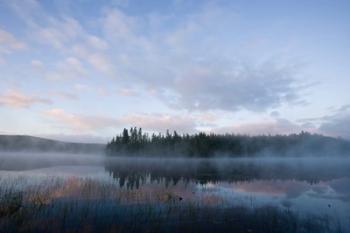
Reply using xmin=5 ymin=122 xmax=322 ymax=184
xmin=122 ymin=128 xmax=129 ymax=144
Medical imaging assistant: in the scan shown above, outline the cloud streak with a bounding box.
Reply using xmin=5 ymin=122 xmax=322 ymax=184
xmin=44 ymin=109 xmax=197 ymax=133
xmin=0 ymin=90 xmax=52 ymax=108
xmin=45 ymin=108 xmax=118 ymax=131
xmin=318 ymin=106 xmax=350 ymax=139
xmin=213 ymin=118 xmax=310 ymax=136
xmin=120 ymin=113 xmax=197 ymax=133
xmin=0 ymin=28 xmax=26 ymax=62
xmin=0 ymin=28 xmax=26 ymax=50
xmin=46 ymin=57 xmax=87 ymax=80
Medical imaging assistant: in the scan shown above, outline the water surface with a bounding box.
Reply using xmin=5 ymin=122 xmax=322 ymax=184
xmin=1 ymin=152 xmax=349 ymax=233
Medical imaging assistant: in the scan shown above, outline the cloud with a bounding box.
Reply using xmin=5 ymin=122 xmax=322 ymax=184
xmin=87 ymin=35 xmax=109 ymax=50
xmin=86 ymin=53 xmax=112 ymax=74
xmin=45 ymin=109 xmax=197 ymax=133
xmin=4 ymin=0 xmax=41 ymax=23
xmin=0 ymin=28 xmax=26 ymax=52
xmin=71 ymin=44 xmax=113 ymax=74
xmin=35 ymin=16 xmax=114 ymax=75
xmin=34 ymin=17 xmax=84 ymax=49
xmin=45 ymin=108 xmax=119 ymax=131
xmin=118 ymin=88 xmax=138 ymax=97
xmin=7 ymin=1 xmax=113 ymax=75
xmin=270 ymin=111 xmax=280 ymax=117
xmin=209 ymin=105 xmax=350 ymax=139
xmin=120 ymin=113 xmax=197 ymax=133
xmin=46 ymin=57 xmax=87 ymax=80
xmin=318 ymin=106 xmax=350 ymax=139
xmin=192 ymin=112 xmax=219 ymax=126
xmin=213 ymin=118 xmax=314 ymax=136
xmin=169 ymin=61 xmax=301 ymax=111
xmin=111 ymin=0 xmax=130 ymax=8
xmin=50 ymin=91 xmax=79 ymax=100
xmin=0 ymin=90 xmax=52 ymax=108
xmin=287 ymin=105 xmax=350 ymax=139
xmin=98 ymin=5 xmax=304 ymax=112
xmin=5 ymin=1 xmax=306 ymax=113
xmin=44 ymin=106 xmax=344 ymax=137
xmin=102 ymin=8 xmax=138 ymax=42
xmin=0 ymin=28 xmax=26 ymax=62
xmin=31 ymin=59 xmax=44 ymax=69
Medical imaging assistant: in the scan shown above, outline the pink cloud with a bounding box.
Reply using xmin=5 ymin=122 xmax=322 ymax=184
xmin=120 ymin=113 xmax=197 ymax=133
xmin=45 ymin=108 xmax=118 ymax=131
xmin=0 ymin=90 xmax=51 ymax=108
xmin=44 ymin=109 xmax=197 ymax=133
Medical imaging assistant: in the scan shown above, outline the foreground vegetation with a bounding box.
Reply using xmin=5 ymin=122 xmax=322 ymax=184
xmin=0 ymin=177 xmax=345 ymax=233
xmin=1 ymin=157 xmax=349 ymax=233
xmin=106 ymin=128 xmax=350 ymax=157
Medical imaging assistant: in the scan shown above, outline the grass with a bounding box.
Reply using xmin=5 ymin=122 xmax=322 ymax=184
xmin=0 ymin=176 xmax=347 ymax=233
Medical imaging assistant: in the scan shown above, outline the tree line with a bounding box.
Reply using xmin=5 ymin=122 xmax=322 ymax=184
xmin=106 ymin=127 xmax=350 ymax=157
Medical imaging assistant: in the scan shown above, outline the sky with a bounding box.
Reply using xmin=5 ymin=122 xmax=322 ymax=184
xmin=0 ymin=0 xmax=349 ymax=143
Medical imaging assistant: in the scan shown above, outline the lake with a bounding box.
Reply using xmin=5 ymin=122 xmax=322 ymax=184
xmin=1 ymin=152 xmax=350 ymax=233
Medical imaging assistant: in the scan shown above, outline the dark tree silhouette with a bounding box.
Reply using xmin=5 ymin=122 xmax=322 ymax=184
xmin=106 ymin=128 xmax=350 ymax=157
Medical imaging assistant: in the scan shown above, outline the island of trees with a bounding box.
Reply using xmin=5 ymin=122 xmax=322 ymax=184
xmin=106 ymin=127 xmax=350 ymax=157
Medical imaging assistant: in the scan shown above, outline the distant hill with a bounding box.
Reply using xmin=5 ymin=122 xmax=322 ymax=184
xmin=0 ymin=135 xmax=105 ymax=154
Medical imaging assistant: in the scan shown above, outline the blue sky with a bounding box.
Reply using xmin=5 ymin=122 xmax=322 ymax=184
xmin=0 ymin=0 xmax=349 ymax=142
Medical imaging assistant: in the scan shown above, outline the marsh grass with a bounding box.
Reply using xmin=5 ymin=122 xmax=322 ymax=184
xmin=0 ymin=176 xmax=346 ymax=233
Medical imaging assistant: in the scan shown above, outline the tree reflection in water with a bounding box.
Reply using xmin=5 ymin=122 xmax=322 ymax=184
xmin=105 ymin=157 xmax=350 ymax=188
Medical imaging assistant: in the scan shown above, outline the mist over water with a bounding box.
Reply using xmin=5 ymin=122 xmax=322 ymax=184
xmin=0 ymin=152 xmax=104 ymax=171
xmin=1 ymin=152 xmax=350 ymax=232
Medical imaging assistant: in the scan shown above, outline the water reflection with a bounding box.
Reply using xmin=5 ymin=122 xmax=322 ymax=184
xmin=1 ymin=153 xmax=350 ymax=232
xmin=105 ymin=157 xmax=350 ymax=187
xmin=103 ymin=157 xmax=350 ymax=229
